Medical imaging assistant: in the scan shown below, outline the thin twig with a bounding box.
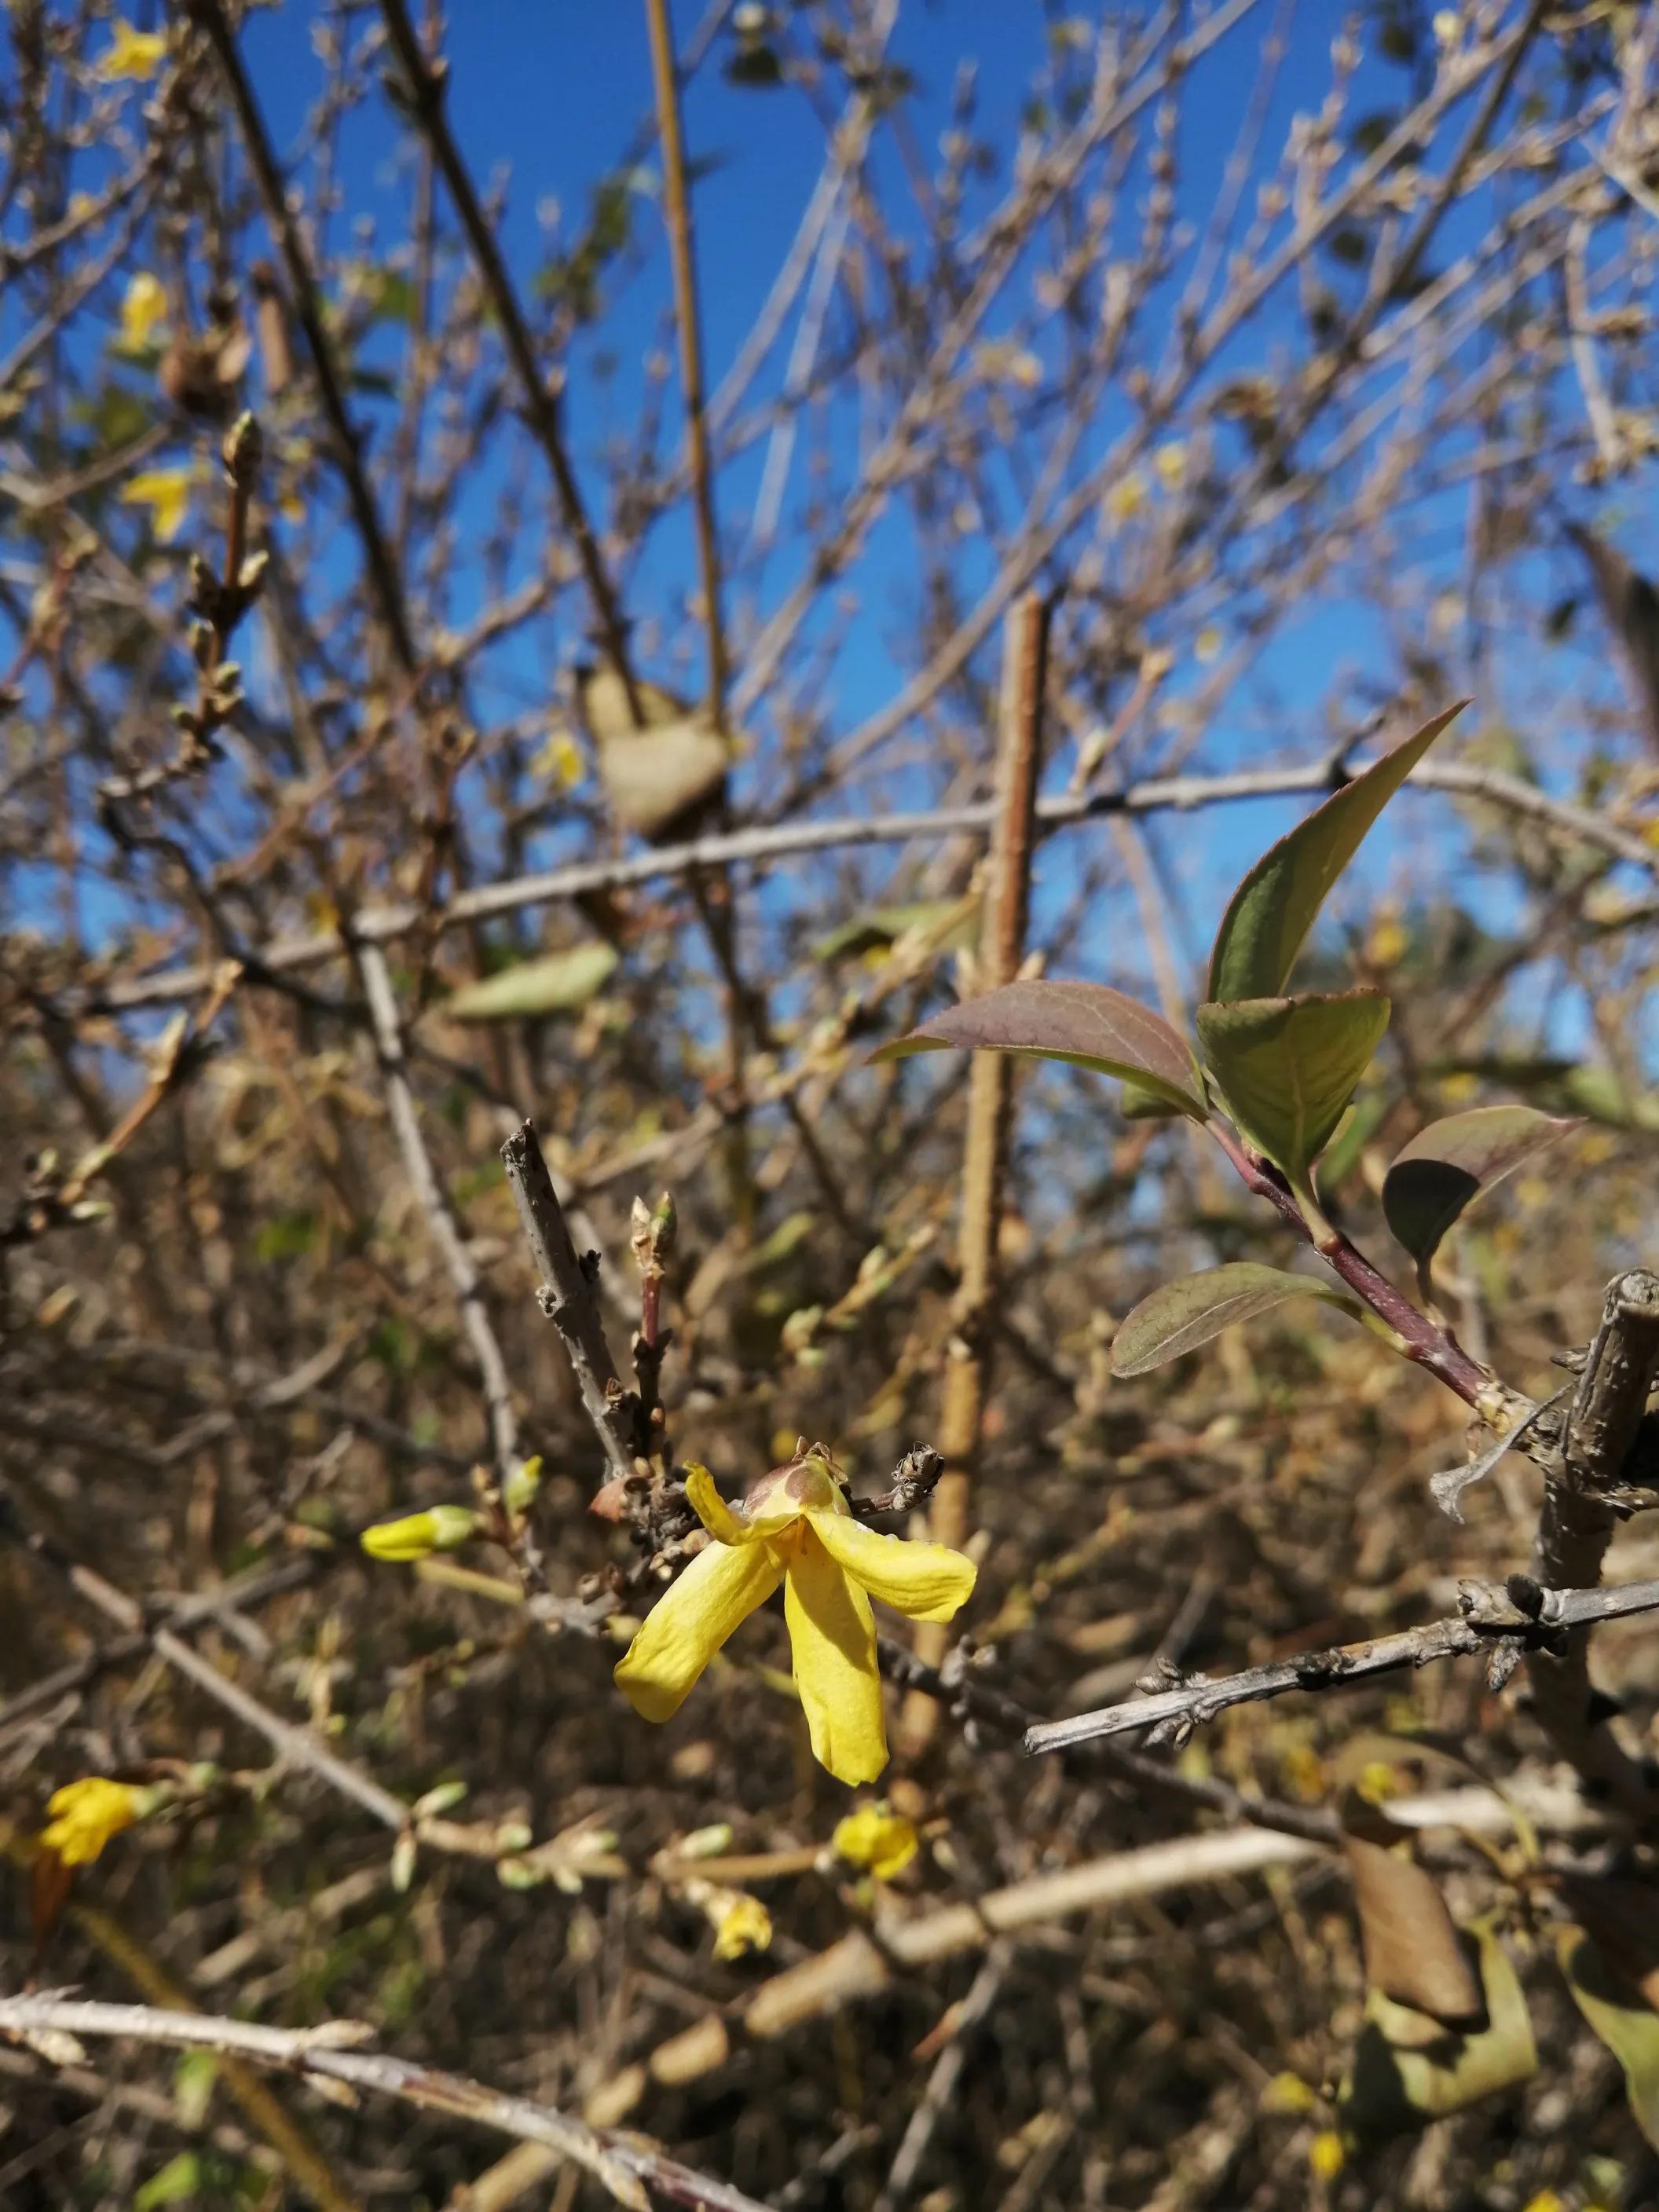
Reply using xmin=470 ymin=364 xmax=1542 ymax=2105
xmin=0 ymin=1999 xmax=771 ymax=2212
xmin=1023 ymin=1574 xmax=1659 ymax=1756
xmin=500 ymin=1119 xmax=637 ymax=1489
xmin=357 ymin=943 xmax=519 ymax=1484
xmin=90 ymin=749 xmax=1659 ymax=1015
xmin=375 ymin=0 xmax=639 ymax=712
xmin=190 ymin=0 xmax=419 ymax=676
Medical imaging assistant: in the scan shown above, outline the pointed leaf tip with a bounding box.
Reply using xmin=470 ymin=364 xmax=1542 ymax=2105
xmin=873 ymin=978 xmax=1207 ymax=1116
xmin=1207 ymin=701 xmax=1466 ymax=1003
xmin=1111 ymin=1261 xmax=1361 ymax=1377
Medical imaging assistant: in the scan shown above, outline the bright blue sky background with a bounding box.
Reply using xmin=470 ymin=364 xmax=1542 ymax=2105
xmin=5 ymin=3 xmax=1651 ymax=1057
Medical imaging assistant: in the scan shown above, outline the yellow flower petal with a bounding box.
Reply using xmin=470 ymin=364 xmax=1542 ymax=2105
xmin=805 ymin=1509 xmax=977 ymax=1623
xmin=119 ymin=270 xmax=167 ymax=351
xmin=710 ymin=1891 xmax=772 ymax=1960
xmin=832 ymin=1803 xmax=918 ymax=1881
xmin=683 ymin=1462 xmax=760 ymax=1545
xmin=783 ymin=1529 xmax=885 ymax=1785
xmin=615 ymin=1536 xmax=782 ymax=1723
xmin=41 ymin=1777 xmax=148 ymax=1867
xmin=120 ymin=467 xmax=192 ymax=544
xmin=97 ymin=20 xmax=167 ymax=81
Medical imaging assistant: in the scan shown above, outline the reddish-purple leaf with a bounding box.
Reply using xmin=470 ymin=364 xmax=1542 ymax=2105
xmin=1382 ymin=1105 xmax=1580 ymax=1269
xmin=873 ymin=980 xmax=1207 ymax=1117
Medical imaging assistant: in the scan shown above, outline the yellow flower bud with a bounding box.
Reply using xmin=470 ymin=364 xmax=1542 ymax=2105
xmin=361 ymin=1503 xmax=482 ymax=1562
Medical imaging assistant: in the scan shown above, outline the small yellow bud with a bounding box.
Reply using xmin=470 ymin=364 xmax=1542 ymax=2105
xmin=1308 ymin=2131 xmax=1345 ymax=2182
xmin=361 ymin=1503 xmax=481 ymax=1562
xmin=832 ymin=1803 xmax=920 ymax=1881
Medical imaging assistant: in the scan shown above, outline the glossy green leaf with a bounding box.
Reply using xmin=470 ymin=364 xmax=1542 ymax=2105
xmin=1382 ymin=1105 xmax=1580 ymax=1269
xmin=1111 ymin=1262 xmax=1361 ymax=1377
xmin=445 ymin=942 xmax=617 ymax=1024
xmin=1341 ymin=1921 xmax=1536 ymax=2141
xmin=1119 ymin=1079 xmax=1188 ymax=1121
xmin=873 ymin=979 xmax=1208 ymax=1117
xmin=1196 ymin=990 xmax=1390 ymax=1183
xmin=1558 ymin=1925 xmax=1659 ymax=2148
xmin=1207 ymin=702 xmax=1466 ymax=1002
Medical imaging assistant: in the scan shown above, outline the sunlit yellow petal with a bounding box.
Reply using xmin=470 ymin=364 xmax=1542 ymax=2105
xmin=41 ymin=1777 xmax=149 ymax=1866
xmin=683 ymin=1462 xmax=760 ymax=1545
xmin=121 ymin=467 xmax=192 ymax=544
xmin=119 ymin=270 xmax=167 ymax=351
xmin=615 ymin=1537 xmax=782 ymax=1723
xmin=832 ymin=1802 xmax=918 ymax=1881
xmin=783 ymin=1530 xmax=885 ymax=1785
xmin=97 ymin=20 xmax=167 ymax=81
xmin=804 ymin=1509 xmax=977 ymax=1623
xmin=709 ymin=1891 xmax=772 ymax=1960
xmin=361 ymin=1503 xmax=479 ymax=1562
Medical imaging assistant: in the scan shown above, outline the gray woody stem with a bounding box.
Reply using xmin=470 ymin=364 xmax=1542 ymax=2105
xmin=97 ymin=752 xmax=1659 ymax=1015
xmin=1025 ymin=1575 xmax=1659 ymax=1756
xmin=1527 ymin=1269 xmax=1659 ymax=1815
xmin=500 ymin=1119 xmax=638 ymax=1489
xmin=357 ymin=943 xmax=519 ymax=1483
xmin=0 ymin=1998 xmax=769 ymax=2212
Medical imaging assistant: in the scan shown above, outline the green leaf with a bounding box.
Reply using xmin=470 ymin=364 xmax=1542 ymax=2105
xmin=1382 ymin=1105 xmax=1580 ymax=1270
xmin=1558 ymin=1925 xmax=1659 ymax=2148
xmin=1196 ymin=990 xmax=1390 ymax=1185
xmin=1111 ymin=1262 xmax=1361 ymax=1377
xmin=813 ymin=899 xmax=977 ymax=964
xmin=873 ymin=980 xmax=1207 ymax=1117
xmin=1207 ymin=702 xmax=1466 ymax=1002
xmin=1341 ymin=1921 xmax=1536 ymax=2141
xmin=1119 ymin=1079 xmax=1188 ymax=1121
xmin=445 ymin=942 xmax=617 ymax=1023
xmin=137 ymin=2157 xmax=205 ymax=2211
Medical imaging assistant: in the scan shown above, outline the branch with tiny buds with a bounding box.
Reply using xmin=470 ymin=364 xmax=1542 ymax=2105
xmin=1022 ymin=1574 xmax=1659 ymax=1756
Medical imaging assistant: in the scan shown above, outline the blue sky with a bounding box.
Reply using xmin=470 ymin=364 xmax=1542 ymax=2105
xmin=5 ymin=3 xmax=1652 ymax=1037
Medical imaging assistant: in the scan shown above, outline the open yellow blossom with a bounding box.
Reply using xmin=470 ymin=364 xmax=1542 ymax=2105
xmin=119 ymin=270 xmax=168 ymax=352
xmin=615 ymin=1453 xmax=976 ymax=1786
xmin=832 ymin=1802 xmax=919 ymax=1881
xmin=97 ymin=20 xmax=168 ymax=82
xmin=40 ymin=1777 xmax=152 ymax=1867
xmin=120 ymin=467 xmax=193 ymax=544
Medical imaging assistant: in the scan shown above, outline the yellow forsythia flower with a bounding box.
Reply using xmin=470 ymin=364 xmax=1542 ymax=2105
xmin=709 ymin=1891 xmax=772 ymax=1961
xmin=97 ymin=20 xmax=168 ymax=81
xmin=1104 ymin=472 xmax=1148 ymax=524
xmin=615 ymin=1453 xmax=976 ymax=1786
xmin=41 ymin=1777 xmax=151 ymax=1866
xmin=120 ymin=467 xmax=193 ymax=545
xmin=533 ymin=731 xmax=585 ymax=790
xmin=833 ymin=1802 xmax=919 ymax=1881
xmin=361 ymin=1503 xmax=481 ymax=1562
xmin=1194 ymin=626 xmax=1222 ymax=665
xmin=1308 ymin=2131 xmax=1346 ymax=2183
xmin=1153 ymin=441 xmax=1187 ymax=489
xmin=119 ymin=270 xmax=168 ymax=351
